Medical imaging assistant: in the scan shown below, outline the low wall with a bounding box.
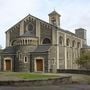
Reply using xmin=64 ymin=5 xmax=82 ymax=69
xmin=57 ymin=69 xmax=90 ymax=75
xmin=0 ymin=76 xmax=72 ymax=86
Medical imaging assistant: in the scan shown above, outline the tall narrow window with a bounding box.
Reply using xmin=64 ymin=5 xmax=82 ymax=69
xmin=23 ymin=40 xmax=24 ymax=45
xmin=24 ymin=56 xmax=28 ymax=63
xmin=72 ymin=40 xmax=75 ymax=47
xmin=77 ymin=42 xmax=80 ymax=48
xmin=25 ymin=40 xmax=27 ymax=45
xmin=59 ymin=36 xmax=63 ymax=46
xmin=66 ymin=38 xmax=70 ymax=46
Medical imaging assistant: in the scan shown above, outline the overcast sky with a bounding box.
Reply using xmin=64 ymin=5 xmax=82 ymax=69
xmin=0 ymin=0 xmax=90 ymax=48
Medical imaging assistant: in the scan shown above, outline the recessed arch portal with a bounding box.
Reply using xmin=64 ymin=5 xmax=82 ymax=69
xmin=42 ymin=38 xmax=51 ymax=44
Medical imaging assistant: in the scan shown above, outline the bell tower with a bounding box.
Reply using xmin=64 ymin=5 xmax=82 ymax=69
xmin=75 ymin=28 xmax=87 ymax=47
xmin=48 ymin=10 xmax=61 ymax=28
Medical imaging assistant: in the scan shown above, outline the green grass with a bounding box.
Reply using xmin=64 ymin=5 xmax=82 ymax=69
xmin=16 ymin=73 xmax=59 ymax=80
xmin=0 ymin=72 xmax=90 ymax=84
xmin=0 ymin=72 xmax=59 ymax=80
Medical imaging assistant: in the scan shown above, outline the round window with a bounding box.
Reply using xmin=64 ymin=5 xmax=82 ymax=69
xmin=28 ymin=24 xmax=33 ymax=31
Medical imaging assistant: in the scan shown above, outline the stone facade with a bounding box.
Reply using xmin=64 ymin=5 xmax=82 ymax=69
xmin=0 ymin=10 xmax=87 ymax=72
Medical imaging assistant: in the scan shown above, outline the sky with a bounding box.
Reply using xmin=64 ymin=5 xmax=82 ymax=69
xmin=0 ymin=0 xmax=90 ymax=48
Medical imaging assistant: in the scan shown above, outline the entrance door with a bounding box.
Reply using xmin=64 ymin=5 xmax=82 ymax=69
xmin=5 ymin=60 xmax=11 ymax=71
xmin=36 ymin=59 xmax=43 ymax=71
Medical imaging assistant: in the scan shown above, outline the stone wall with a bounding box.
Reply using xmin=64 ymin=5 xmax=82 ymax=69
xmin=40 ymin=23 xmax=52 ymax=44
xmin=59 ymin=46 xmax=65 ymax=69
xmin=48 ymin=46 xmax=57 ymax=72
xmin=0 ymin=76 xmax=72 ymax=86
xmin=14 ymin=46 xmax=37 ymax=72
xmin=10 ymin=26 xmax=20 ymax=43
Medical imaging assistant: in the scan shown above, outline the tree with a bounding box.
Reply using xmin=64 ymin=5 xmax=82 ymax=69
xmin=76 ymin=51 xmax=90 ymax=69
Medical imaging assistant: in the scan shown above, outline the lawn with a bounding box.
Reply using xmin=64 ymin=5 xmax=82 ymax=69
xmin=0 ymin=72 xmax=90 ymax=84
xmin=16 ymin=73 xmax=59 ymax=79
xmin=0 ymin=72 xmax=59 ymax=80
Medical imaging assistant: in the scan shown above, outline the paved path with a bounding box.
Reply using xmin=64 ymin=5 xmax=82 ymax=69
xmin=0 ymin=85 xmax=90 ymax=90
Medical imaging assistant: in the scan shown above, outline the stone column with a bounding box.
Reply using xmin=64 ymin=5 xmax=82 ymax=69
xmin=52 ymin=27 xmax=57 ymax=44
xmin=6 ymin=31 xmax=10 ymax=47
xmin=64 ymin=33 xmax=67 ymax=69
xmin=36 ymin=19 xmax=40 ymax=44
xmin=56 ymin=31 xmax=59 ymax=69
xmin=20 ymin=21 xmax=24 ymax=36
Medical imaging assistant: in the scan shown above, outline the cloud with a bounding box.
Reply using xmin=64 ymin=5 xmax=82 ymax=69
xmin=0 ymin=0 xmax=90 ymax=48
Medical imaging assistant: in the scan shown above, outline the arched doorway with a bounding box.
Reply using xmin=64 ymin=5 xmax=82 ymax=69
xmin=4 ymin=58 xmax=12 ymax=71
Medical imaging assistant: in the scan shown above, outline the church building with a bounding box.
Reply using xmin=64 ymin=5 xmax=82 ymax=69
xmin=0 ymin=11 xmax=87 ymax=72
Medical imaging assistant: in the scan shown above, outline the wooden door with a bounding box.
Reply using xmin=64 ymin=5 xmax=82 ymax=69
xmin=36 ymin=59 xmax=43 ymax=71
xmin=5 ymin=60 xmax=11 ymax=71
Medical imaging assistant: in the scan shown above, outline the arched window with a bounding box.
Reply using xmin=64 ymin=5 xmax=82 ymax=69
xmin=25 ymin=40 xmax=27 ymax=45
xmin=59 ymin=36 xmax=63 ymax=46
xmin=11 ymin=40 xmax=17 ymax=46
xmin=66 ymin=38 xmax=70 ymax=46
xmin=77 ymin=42 xmax=80 ymax=48
xmin=23 ymin=40 xmax=24 ymax=45
xmin=72 ymin=40 xmax=75 ymax=47
xmin=42 ymin=38 xmax=51 ymax=44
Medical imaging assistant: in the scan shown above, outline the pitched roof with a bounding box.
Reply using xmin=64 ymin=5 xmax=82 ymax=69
xmin=2 ymin=47 xmax=16 ymax=54
xmin=6 ymin=11 xmax=60 ymax=33
xmin=5 ymin=14 xmax=30 ymax=33
xmin=31 ymin=45 xmax=50 ymax=53
xmin=64 ymin=30 xmax=76 ymax=36
xmin=5 ymin=12 xmax=83 ymax=40
xmin=48 ymin=10 xmax=61 ymax=16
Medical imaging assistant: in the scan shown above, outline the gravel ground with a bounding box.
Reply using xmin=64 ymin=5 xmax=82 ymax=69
xmin=0 ymin=85 xmax=90 ymax=90
xmin=43 ymin=73 xmax=90 ymax=84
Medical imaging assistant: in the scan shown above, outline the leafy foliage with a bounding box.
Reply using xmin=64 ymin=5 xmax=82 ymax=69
xmin=76 ymin=51 xmax=90 ymax=69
